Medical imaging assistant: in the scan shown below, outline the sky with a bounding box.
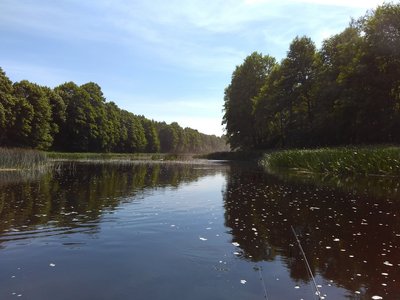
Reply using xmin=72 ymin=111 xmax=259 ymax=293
xmin=0 ymin=0 xmax=387 ymax=136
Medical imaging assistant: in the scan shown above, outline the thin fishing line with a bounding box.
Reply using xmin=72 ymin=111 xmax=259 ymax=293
xmin=256 ymin=265 xmax=269 ymax=300
xmin=291 ymin=225 xmax=322 ymax=300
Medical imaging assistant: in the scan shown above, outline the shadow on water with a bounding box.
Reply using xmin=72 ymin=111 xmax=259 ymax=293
xmin=223 ymin=163 xmax=400 ymax=299
xmin=0 ymin=161 xmax=227 ymax=246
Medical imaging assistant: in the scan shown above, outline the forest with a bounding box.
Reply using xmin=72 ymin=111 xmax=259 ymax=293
xmin=223 ymin=3 xmax=400 ymax=150
xmin=0 ymin=69 xmax=228 ymax=153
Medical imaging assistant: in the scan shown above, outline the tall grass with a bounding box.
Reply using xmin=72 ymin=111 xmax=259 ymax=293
xmin=47 ymin=152 xmax=195 ymax=161
xmin=0 ymin=148 xmax=48 ymax=170
xmin=261 ymin=147 xmax=400 ymax=176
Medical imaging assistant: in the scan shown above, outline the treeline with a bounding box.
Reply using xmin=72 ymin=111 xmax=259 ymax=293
xmin=0 ymin=68 xmax=228 ymax=153
xmin=223 ymin=3 xmax=400 ymax=150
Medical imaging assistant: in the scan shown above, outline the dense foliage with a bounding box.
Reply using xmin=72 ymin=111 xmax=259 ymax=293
xmin=0 ymin=70 xmax=228 ymax=153
xmin=223 ymin=4 xmax=400 ymax=150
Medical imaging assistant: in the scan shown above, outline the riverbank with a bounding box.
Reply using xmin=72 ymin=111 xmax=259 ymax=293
xmin=205 ymin=147 xmax=400 ymax=177
xmin=46 ymin=152 xmax=193 ymax=161
xmin=262 ymin=147 xmax=400 ymax=176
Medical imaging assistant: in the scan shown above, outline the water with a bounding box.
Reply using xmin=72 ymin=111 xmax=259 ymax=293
xmin=0 ymin=162 xmax=399 ymax=299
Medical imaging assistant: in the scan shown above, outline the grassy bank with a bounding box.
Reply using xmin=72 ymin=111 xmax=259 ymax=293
xmin=46 ymin=152 xmax=195 ymax=161
xmin=261 ymin=147 xmax=400 ymax=176
xmin=197 ymin=151 xmax=265 ymax=161
xmin=0 ymin=148 xmax=48 ymax=170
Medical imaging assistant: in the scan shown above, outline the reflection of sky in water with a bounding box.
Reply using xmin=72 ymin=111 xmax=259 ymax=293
xmin=0 ymin=162 xmax=398 ymax=299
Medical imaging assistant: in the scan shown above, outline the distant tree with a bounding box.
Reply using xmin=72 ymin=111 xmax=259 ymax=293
xmin=55 ymin=82 xmax=95 ymax=151
xmin=141 ymin=118 xmax=160 ymax=153
xmin=12 ymin=80 xmax=53 ymax=149
xmin=0 ymin=68 xmax=16 ymax=144
xmin=42 ymin=87 xmax=66 ymax=143
xmin=158 ymin=122 xmax=178 ymax=153
xmin=81 ymin=82 xmax=109 ymax=151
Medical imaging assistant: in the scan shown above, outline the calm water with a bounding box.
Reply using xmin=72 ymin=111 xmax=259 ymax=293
xmin=0 ymin=162 xmax=399 ymax=300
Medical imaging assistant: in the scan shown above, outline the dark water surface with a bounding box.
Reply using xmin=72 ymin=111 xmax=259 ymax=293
xmin=0 ymin=162 xmax=399 ymax=300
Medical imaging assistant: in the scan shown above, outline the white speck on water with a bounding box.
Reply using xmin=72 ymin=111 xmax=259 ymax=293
xmin=372 ymin=296 xmax=383 ymax=299
xmin=240 ymin=280 xmax=247 ymax=284
xmin=294 ymin=285 xmax=300 ymax=289
xmin=334 ymin=238 xmax=340 ymax=242
xmin=233 ymin=251 xmax=240 ymax=256
xmin=49 ymin=263 xmax=56 ymax=267
xmin=383 ymin=261 xmax=393 ymax=266
xmin=326 ymin=246 xmax=331 ymax=249
xmin=381 ymin=272 xmax=389 ymax=276
xmin=355 ymin=291 xmax=361 ymax=294
xmin=170 ymin=224 xmax=175 ymax=227
xmin=232 ymin=242 xmax=240 ymax=247
xmin=199 ymin=237 xmax=207 ymax=241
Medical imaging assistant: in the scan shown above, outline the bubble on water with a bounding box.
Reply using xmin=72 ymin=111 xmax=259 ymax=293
xmin=240 ymin=280 xmax=247 ymax=284
xmin=199 ymin=237 xmax=207 ymax=241
xmin=333 ymin=238 xmax=340 ymax=242
xmin=232 ymin=242 xmax=240 ymax=247
xmin=383 ymin=261 xmax=393 ymax=267
xmin=371 ymin=296 xmax=383 ymax=300
xmin=294 ymin=285 xmax=300 ymax=289
xmin=49 ymin=263 xmax=56 ymax=267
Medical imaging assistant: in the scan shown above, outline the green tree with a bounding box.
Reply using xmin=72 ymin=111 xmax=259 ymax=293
xmin=81 ymin=82 xmax=109 ymax=151
xmin=0 ymin=68 xmax=16 ymax=144
xmin=222 ymin=52 xmax=276 ymax=150
xmin=141 ymin=118 xmax=160 ymax=153
xmin=42 ymin=87 xmax=66 ymax=143
xmin=158 ymin=122 xmax=178 ymax=153
xmin=54 ymin=82 xmax=94 ymax=151
xmin=13 ymin=81 xmax=53 ymax=149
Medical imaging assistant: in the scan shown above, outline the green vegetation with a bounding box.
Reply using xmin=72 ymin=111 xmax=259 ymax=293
xmin=0 ymin=71 xmax=228 ymax=154
xmin=0 ymin=148 xmax=47 ymax=170
xmin=47 ymin=151 xmax=194 ymax=161
xmin=197 ymin=151 xmax=265 ymax=161
xmin=262 ymin=147 xmax=400 ymax=176
xmin=223 ymin=3 xmax=400 ymax=150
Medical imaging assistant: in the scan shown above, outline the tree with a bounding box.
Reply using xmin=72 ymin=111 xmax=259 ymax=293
xmin=222 ymin=52 xmax=276 ymax=150
xmin=13 ymin=80 xmax=53 ymax=149
xmin=141 ymin=118 xmax=160 ymax=153
xmin=0 ymin=68 xmax=16 ymax=144
xmin=55 ymin=82 xmax=94 ymax=151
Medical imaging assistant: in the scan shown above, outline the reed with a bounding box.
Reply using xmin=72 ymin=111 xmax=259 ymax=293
xmin=0 ymin=148 xmax=48 ymax=170
xmin=262 ymin=147 xmax=400 ymax=176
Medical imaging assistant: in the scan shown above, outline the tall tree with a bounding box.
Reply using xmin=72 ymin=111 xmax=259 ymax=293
xmin=0 ymin=68 xmax=16 ymax=144
xmin=222 ymin=52 xmax=276 ymax=150
xmin=13 ymin=81 xmax=53 ymax=149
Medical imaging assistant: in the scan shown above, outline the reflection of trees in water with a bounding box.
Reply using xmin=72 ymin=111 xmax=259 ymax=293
xmin=0 ymin=162 xmax=225 ymax=239
xmin=223 ymin=165 xmax=400 ymax=298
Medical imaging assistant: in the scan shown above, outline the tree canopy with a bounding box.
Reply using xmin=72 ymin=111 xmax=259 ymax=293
xmin=223 ymin=3 xmax=400 ymax=150
xmin=0 ymin=68 xmax=228 ymax=153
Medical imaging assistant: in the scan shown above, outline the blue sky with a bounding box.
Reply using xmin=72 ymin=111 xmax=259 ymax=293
xmin=0 ymin=0 xmax=386 ymax=136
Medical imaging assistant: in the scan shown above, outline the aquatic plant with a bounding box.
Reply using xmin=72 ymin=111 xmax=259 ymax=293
xmin=0 ymin=147 xmax=48 ymax=170
xmin=262 ymin=147 xmax=400 ymax=176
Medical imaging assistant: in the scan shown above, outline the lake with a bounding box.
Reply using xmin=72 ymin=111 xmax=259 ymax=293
xmin=0 ymin=161 xmax=399 ymax=299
